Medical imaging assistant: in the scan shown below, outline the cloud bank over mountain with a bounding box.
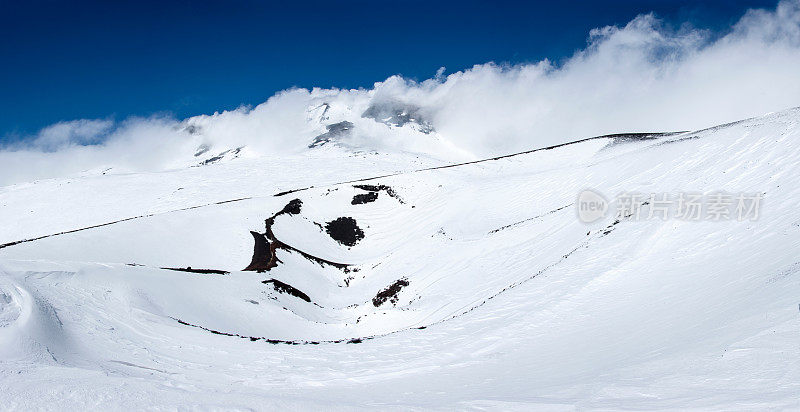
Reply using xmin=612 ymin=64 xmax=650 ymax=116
xmin=2 ymin=0 xmax=799 ymax=185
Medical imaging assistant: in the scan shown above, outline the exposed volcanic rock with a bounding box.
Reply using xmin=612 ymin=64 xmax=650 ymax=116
xmin=362 ymin=101 xmax=434 ymax=133
xmin=606 ymin=132 xmax=680 ymax=145
xmin=161 ymin=267 xmax=229 ymax=275
xmin=199 ymin=147 xmax=243 ymax=166
xmin=243 ymin=231 xmax=273 ymax=272
xmin=243 ymin=199 xmax=353 ymax=272
xmin=193 ymin=144 xmax=209 ymax=156
xmin=325 ymin=217 xmax=365 ymax=247
xmin=309 ymin=121 xmax=354 ymax=148
xmin=353 ymin=184 xmax=404 ymax=204
xmin=244 ymin=199 xmax=304 ymax=272
xmin=262 ymin=279 xmax=312 ymax=302
xmin=351 ymin=191 xmax=378 ymax=205
xmin=372 ymin=278 xmax=409 ymax=307
xmin=280 ymin=198 xmax=303 ymax=215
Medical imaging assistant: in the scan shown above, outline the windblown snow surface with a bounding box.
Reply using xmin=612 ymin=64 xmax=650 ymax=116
xmin=1 ymin=108 xmax=800 ymax=410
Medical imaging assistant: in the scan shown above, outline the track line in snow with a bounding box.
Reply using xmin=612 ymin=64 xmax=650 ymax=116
xmin=0 ymin=197 xmax=252 ymax=250
xmin=171 ymin=213 xmax=631 ymax=346
xmin=0 ymin=132 xmax=678 ymax=251
xmin=488 ymin=203 xmax=574 ymax=234
xmin=276 ymin=132 xmax=683 ymax=197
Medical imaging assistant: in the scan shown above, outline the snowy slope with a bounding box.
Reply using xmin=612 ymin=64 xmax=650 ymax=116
xmin=1 ymin=109 xmax=799 ymax=409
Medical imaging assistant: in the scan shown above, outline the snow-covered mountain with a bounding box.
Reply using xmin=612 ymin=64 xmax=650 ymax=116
xmin=1 ymin=107 xmax=799 ymax=409
xmin=185 ymin=96 xmax=471 ymax=168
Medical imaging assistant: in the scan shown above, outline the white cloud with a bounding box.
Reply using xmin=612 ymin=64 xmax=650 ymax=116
xmin=28 ymin=119 xmax=113 ymax=152
xmin=2 ymin=0 xmax=799 ymax=186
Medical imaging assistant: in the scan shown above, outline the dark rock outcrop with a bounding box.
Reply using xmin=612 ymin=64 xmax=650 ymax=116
xmin=243 ymin=231 xmax=273 ymax=272
xmin=309 ymin=121 xmax=354 ymax=148
xmin=373 ymin=278 xmax=410 ymax=307
xmin=325 ymin=217 xmax=365 ymax=247
xmin=351 ymin=191 xmax=378 ymax=205
xmin=362 ymin=101 xmax=434 ymax=133
xmin=262 ymin=279 xmax=311 ymax=302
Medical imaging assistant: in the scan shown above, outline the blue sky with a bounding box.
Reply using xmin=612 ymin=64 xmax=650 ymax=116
xmin=0 ymin=0 xmax=778 ymax=140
